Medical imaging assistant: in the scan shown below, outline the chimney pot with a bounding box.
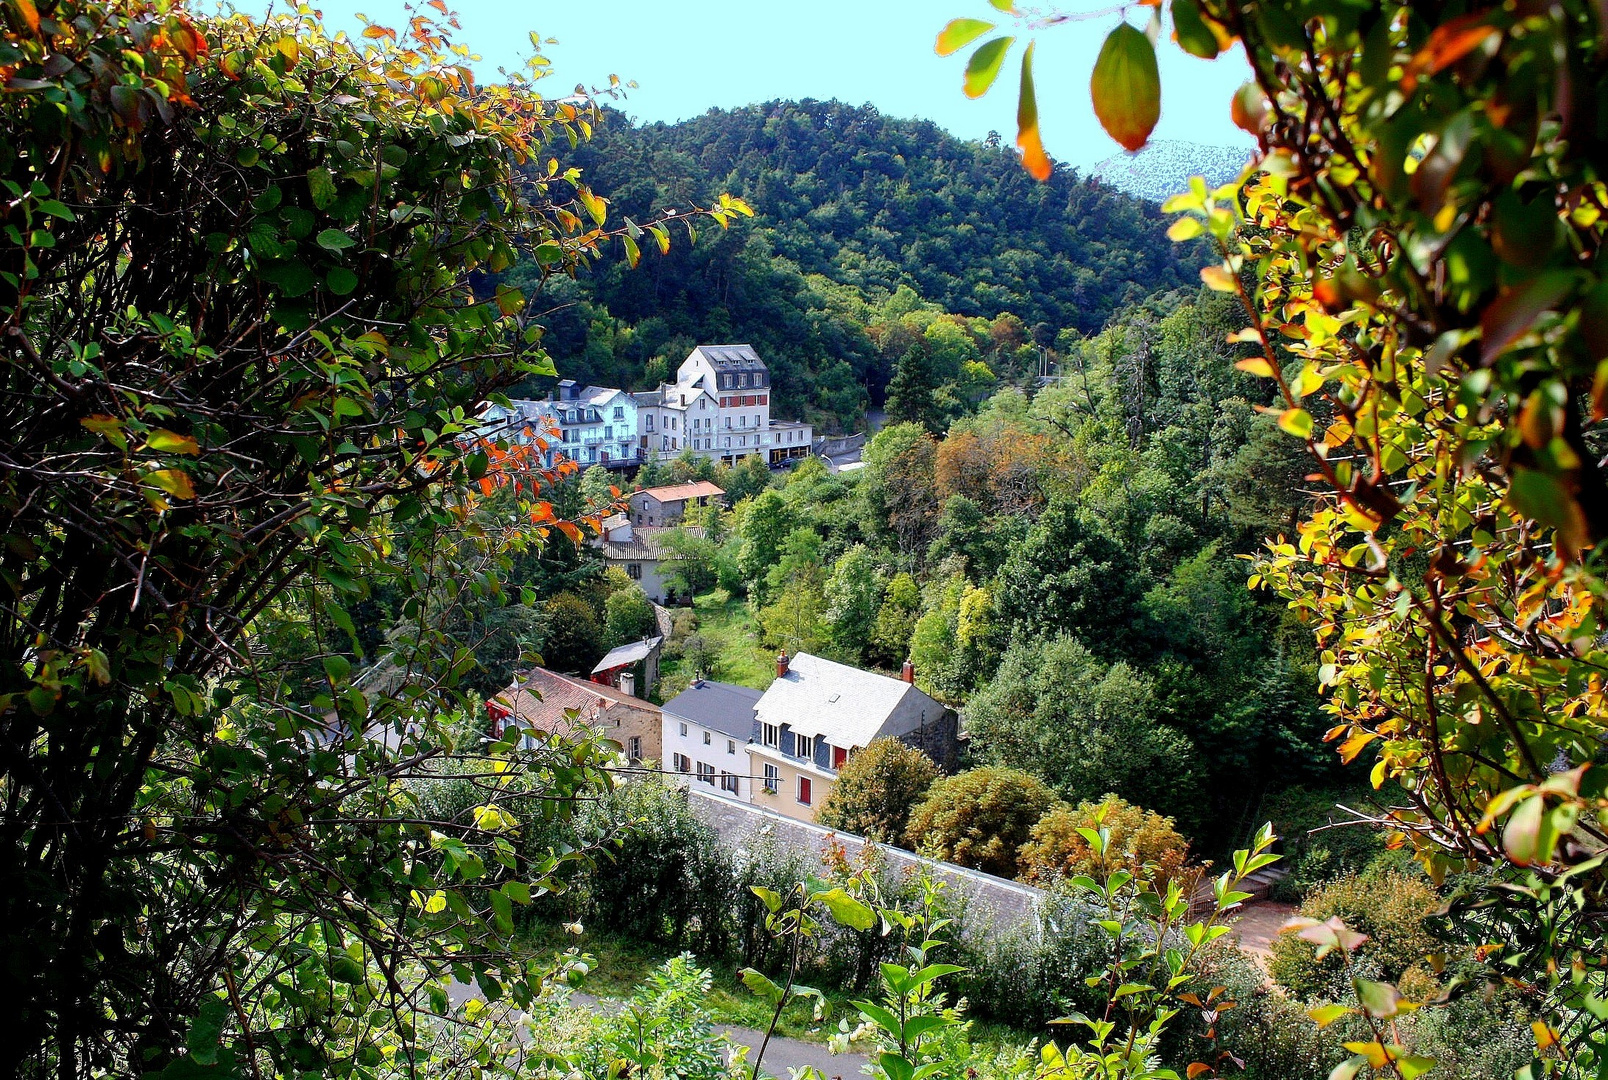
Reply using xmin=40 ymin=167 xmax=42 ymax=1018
xmin=620 ymin=671 xmax=637 ymax=698
xmin=901 ymin=658 xmax=915 ymax=684
xmin=776 ymin=651 xmax=790 ymax=678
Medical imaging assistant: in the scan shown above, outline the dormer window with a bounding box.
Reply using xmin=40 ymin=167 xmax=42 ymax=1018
xmin=795 ymin=734 xmax=813 ymax=760
xmin=762 ymin=722 xmax=778 ymax=748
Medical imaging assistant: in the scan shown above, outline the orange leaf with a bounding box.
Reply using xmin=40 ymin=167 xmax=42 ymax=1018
xmin=10 ymin=0 xmax=39 ymax=34
xmin=1015 ymin=44 xmax=1052 ymax=181
xmin=1337 ymin=730 xmax=1379 ymax=764
xmin=1402 ymin=15 xmax=1499 ymax=93
xmin=364 ymin=24 xmax=397 ymax=39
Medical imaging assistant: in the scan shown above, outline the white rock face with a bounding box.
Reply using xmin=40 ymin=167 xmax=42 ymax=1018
xmin=1092 ymin=139 xmax=1252 ymax=204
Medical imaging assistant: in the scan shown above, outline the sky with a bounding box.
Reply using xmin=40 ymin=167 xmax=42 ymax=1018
xmin=306 ymin=0 xmax=1255 ymax=172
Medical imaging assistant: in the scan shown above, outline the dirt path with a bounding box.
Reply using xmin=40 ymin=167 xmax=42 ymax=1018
xmin=1229 ymin=901 xmax=1297 ymax=968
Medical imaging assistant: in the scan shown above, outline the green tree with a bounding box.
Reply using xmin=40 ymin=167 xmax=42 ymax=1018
xmin=816 ymin=738 xmax=939 ymax=843
xmin=904 ymin=766 xmax=1057 ymax=878
xmin=964 ymin=635 xmax=1199 ymax=824
xmin=884 ymin=345 xmax=945 ymax=433
xmin=718 ymin=453 xmax=775 ymax=505
xmin=870 ymin=571 xmax=922 ymax=668
xmin=543 ymin=592 xmax=607 ymax=674
xmin=661 ymin=527 xmax=721 ymax=597
xmin=737 ymin=489 xmax=796 ymax=603
xmin=823 ymin=544 xmax=886 ymax=664
xmin=582 ymin=463 xmax=620 ymax=511
xmin=0 ymin=2 xmax=737 ymax=1072
xmin=605 ymin=585 xmax=657 ymax=647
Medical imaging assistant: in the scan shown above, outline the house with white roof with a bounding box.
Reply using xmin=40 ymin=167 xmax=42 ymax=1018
xmin=746 ymin=651 xmax=958 ymax=822
xmin=661 ymin=679 xmax=763 ymax=801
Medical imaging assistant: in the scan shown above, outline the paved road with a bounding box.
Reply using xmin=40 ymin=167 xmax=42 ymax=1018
xmin=447 ymin=981 xmax=869 ymax=1077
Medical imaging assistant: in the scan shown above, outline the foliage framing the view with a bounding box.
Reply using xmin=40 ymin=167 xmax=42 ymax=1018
xmin=943 ymin=0 xmax=1608 ymax=1071
xmin=0 ymin=2 xmax=743 ymax=1076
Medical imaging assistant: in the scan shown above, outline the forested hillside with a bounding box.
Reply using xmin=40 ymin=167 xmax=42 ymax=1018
xmin=502 ymin=100 xmax=1203 ymax=428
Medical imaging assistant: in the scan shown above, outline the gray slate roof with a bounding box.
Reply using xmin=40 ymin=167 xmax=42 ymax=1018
xmin=592 ymin=636 xmax=663 ymax=674
xmin=691 ymin=344 xmax=766 ymax=371
xmin=662 ymin=679 xmax=762 ymax=740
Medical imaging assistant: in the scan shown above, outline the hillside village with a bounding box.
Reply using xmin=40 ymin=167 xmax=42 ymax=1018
xmin=13 ymin=5 xmax=1602 ymax=1078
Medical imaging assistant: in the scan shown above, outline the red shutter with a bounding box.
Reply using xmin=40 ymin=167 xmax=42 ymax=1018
xmin=832 ymin=745 xmax=847 ymax=769
xmin=798 ymin=777 xmax=811 ymax=805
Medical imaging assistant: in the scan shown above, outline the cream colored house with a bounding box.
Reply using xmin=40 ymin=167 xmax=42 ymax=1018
xmin=746 ymin=651 xmax=958 ymax=822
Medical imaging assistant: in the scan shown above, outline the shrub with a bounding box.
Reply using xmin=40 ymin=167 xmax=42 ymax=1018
xmin=904 ymin=766 xmax=1057 ymax=878
xmin=1268 ymin=869 xmax=1439 ymax=1001
xmin=816 ymin=738 xmax=940 ymax=843
xmin=604 ymin=585 xmax=657 ymax=647
xmin=1017 ymin=794 xmax=1194 ymax=888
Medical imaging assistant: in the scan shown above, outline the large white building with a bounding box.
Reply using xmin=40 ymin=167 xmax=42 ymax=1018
xmin=474 ymin=344 xmax=813 ymax=471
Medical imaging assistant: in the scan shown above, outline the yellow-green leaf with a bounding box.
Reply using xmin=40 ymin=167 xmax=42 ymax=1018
xmin=965 ymin=36 xmax=1015 ymax=99
xmin=1201 ymin=265 xmax=1237 ymax=291
xmin=1278 ymin=408 xmax=1314 ymax=439
xmin=1171 ymin=0 xmax=1221 ymax=58
xmin=1308 ymin=1004 xmax=1351 ymax=1027
xmin=937 ymin=18 xmax=994 ymax=57
xmin=145 ymin=429 xmax=199 ymax=455
xmin=1168 ymin=216 xmax=1205 ymax=241
xmin=1091 ymin=22 xmax=1161 ymax=152
xmin=146 ymin=469 xmax=196 ymax=500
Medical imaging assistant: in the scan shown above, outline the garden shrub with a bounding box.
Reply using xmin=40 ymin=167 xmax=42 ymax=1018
xmin=1268 ymin=869 xmax=1439 ymax=1001
xmin=1017 ymin=794 xmax=1195 ymax=889
xmin=905 ymin=766 xmax=1057 ymax=878
xmin=816 ymin=738 xmax=940 ymax=843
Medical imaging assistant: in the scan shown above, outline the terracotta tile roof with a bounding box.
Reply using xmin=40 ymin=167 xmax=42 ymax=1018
xmin=635 ymin=481 xmax=725 ymax=504
xmin=491 ymin=666 xmax=659 ymax=739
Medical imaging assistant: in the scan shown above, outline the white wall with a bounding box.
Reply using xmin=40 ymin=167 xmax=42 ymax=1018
xmin=662 ymin=712 xmax=751 ymax=801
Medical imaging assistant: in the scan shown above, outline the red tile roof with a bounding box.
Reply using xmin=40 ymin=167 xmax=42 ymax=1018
xmin=634 ymin=480 xmax=724 ymax=504
xmin=491 ymin=666 xmax=659 ymax=740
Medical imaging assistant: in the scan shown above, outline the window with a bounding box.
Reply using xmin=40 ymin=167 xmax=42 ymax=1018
xmin=725 ymin=417 xmax=732 ymax=429
xmin=703 ymin=730 xmax=711 ymax=745
xmin=679 ymin=722 xmax=688 ymax=737
xmin=794 ymin=735 xmax=813 ymax=761
xmin=724 ymin=437 xmax=731 ymax=449
xmin=797 ymin=776 xmax=812 ymax=805
xmin=762 ymin=723 xmax=778 ymax=748
xmin=697 ymin=762 xmax=715 ymax=785
xmin=727 ymin=739 xmax=736 ymax=755
xmin=628 ymin=563 xmax=642 ymax=580
xmin=645 ymin=415 xmax=654 ymax=431
xmin=832 ymin=745 xmax=848 ymax=769
xmin=673 ymin=753 xmax=690 ymax=773
xmin=763 ymin=763 xmax=779 ymax=794
xmin=629 ymin=736 xmax=642 ymax=760
xmin=720 ymin=771 xmax=739 ymax=793
xmin=614 ymin=406 xmax=624 ymax=419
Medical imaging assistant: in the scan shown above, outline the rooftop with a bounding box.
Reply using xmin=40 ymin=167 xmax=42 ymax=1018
xmin=689 ymin=344 xmax=767 ymax=371
xmin=598 ymin=525 xmax=702 ymax=562
xmin=662 ymin=679 xmax=763 ymax=740
xmin=756 ymin=652 xmax=937 ymax=750
xmin=592 ymin=636 xmax=663 ymax=674
xmin=636 ymin=481 xmax=725 ymax=504
xmin=493 ymin=666 xmax=659 ymax=737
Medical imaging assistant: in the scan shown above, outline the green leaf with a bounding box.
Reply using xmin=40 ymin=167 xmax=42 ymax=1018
xmin=814 ymin=887 xmax=874 ymax=930
xmin=316 ymin=228 xmax=355 ymax=253
xmin=749 ymin=885 xmax=783 ymax=913
xmin=964 ymin=36 xmax=1015 ymax=99
xmin=489 ymin=886 xmax=513 ymax=933
xmin=308 ymin=166 xmax=337 ymax=209
xmin=1308 ymin=1003 xmax=1352 ymax=1027
xmin=1171 ymin=0 xmax=1221 ymax=58
xmin=1502 ymin=793 xmax=1546 ymax=866
xmin=741 ymin=967 xmax=784 ymax=1005
xmin=1353 ymin=978 xmax=1404 ymax=1018
xmin=1091 ymin=22 xmax=1161 ymax=152
xmin=186 ymin=994 xmax=229 ymax=1065
xmin=1396 ymin=1055 xmax=1437 ymax=1080
xmin=327 ymin=267 xmax=358 ymax=295
xmin=937 ymin=18 xmax=994 ymax=57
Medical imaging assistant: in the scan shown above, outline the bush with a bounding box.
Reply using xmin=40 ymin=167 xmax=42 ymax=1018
xmin=1268 ymin=869 xmax=1439 ymax=1001
xmin=1259 ymin=784 xmax=1393 ymax=903
xmin=604 ymin=585 xmax=657 ymax=647
xmin=905 ymin=766 xmax=1057 ymax=878
xmin=1017 ymin=794 xmax=1194 ymax=888
xmin=816 ymin=738 xmax=940 ymax=843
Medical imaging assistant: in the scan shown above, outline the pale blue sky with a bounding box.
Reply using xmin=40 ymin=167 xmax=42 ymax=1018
xmin=306 ymin=0 xmax=1254 ymax=172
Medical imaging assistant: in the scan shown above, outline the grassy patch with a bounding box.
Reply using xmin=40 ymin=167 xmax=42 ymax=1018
xmin=658 ymin=589 xmax=775 ymax=697
xmin=522 ymin=922 xmax=1040 ymax=1055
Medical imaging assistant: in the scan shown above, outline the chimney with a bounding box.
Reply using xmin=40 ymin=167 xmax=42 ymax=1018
xmin=620 ymin=671 xmax=636 ymax=698
xmin=901 ymin=659 xmax=915 ymax=684
xmin=776 ymin=651 xmax=790 ymax=678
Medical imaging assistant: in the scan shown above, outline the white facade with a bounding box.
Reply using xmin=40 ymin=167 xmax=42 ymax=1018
xmin=660 ymin=680 xmax=763 ymax=801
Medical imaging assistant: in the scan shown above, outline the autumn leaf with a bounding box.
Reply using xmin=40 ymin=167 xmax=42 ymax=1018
xmin=1091 ymin=23 xmax=1160 ymax=152
xmin=1015 ymin=44 xmax=1051 ymax=181
xmin=145 ymin=429 xmax=200 ymax=455
xmin=936 ymin=18 xmax=994 ymax=57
